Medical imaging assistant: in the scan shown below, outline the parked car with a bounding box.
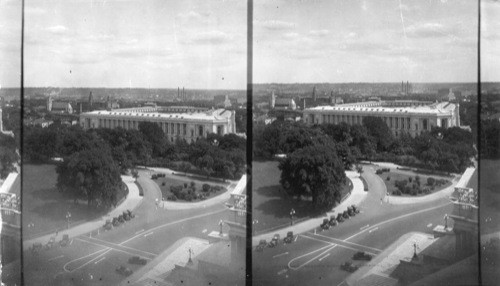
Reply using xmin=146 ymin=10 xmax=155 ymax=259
xmin=32 ymin=242 xmax=43 ymax=254
xmin=128 ymin=256 xmax=147 ymax=265
xmin=343 ymin=210 xmax=350 ymax=219
xmin=347 ymin=206 xmax=356 ymax=217
xmin=116 ymin=266 xmax=133 ymax=276
xmin=256 ymin=239 xmax=267 ymax=252
xmin=104 ymin=219 xmax=112 ymax=230
xmin=340 ymin=261 xmax=359 ymax=272
xmin=123 ymin=211 xmax=131 ymax=221
xmin=321 ymin=218 xmax=330 ymax=230
xmin=127 ymin=209 xmax=135 ymax=219
xmin=329 ymin=215 xmax=338 ymax=226
xmin=268 ymin=234 xmax=280 ymax=247
xmin=60 ymin=234 xmax=70 ymax=247
xmin=337 ymin=213 xmax=345 ymax=223
xmin=351 ymin=204 xmax=360 ymax=214
xmin=283 ymin=231 xmax=294 ymax=244
xmin=352 ymin=251 xmax=372 ymax=261
xmin=112 ymin=217 xmax=121 ymax=227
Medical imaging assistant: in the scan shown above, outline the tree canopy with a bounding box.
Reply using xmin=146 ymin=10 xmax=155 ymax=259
xmin=56 ymin=147 xmax=122 ymax=209
xmin=279 ymin=144 xmax=346 ymax=210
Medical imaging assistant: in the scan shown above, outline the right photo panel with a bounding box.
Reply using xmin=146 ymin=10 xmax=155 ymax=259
xmin=252 ymin=0 xmax=479 ymax=285
xmin=480 ymin=0 xmax=500 ymax=285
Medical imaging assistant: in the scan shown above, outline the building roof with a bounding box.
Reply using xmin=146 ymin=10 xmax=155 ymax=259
xmin=275 ymin=98 xmax=294 ymax=105
xmin=52 ymin=102 xmax=72 ymax=109
xmin=82 ymin=108 xmax=232 ymax=122
xmin=305 ymin=101 xmax=456 ymax=115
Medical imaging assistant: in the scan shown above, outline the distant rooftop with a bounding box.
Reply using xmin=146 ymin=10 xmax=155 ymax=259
xmin=306 ymin=101 xmax=456 ymax=115
xmin=82 ymin=108 xmax=232 ymax=122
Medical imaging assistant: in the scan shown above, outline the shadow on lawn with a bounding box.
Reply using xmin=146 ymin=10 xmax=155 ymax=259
xmin=29 ymin=187 xmax=74 ymax=201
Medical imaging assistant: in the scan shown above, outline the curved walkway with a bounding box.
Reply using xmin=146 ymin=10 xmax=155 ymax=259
xmin=252 ymin=171 xmax=367 ymax=246
xmin=140 ymin=167 xmax=244 ymax=210
xmin=23 ymin=175 xmax=143 ymax=250
xmin=372 ymin=164 xmax=476 ymax=205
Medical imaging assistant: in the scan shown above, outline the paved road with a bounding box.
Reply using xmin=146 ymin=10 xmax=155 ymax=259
xmin=252 ymin=166 xmax=456 ymax=286
xmin=22 ymin=170 xmax=231 ymax=286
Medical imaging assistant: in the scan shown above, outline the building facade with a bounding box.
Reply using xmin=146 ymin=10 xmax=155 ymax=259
xmin=303 ymin=100 xmax=460 ymax=137
xmin=80 ymin=107 xmax=236 ymax=143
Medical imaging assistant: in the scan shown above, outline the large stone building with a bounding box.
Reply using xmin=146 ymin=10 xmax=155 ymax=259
xmin=303 ymin=100 xmax=460 ymax=137
xmin=79 ymin=106 xmax=236 ymax=143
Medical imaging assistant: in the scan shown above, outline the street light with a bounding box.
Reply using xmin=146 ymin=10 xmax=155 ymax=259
xmin=188 ymin=248 xmax=194 ymax=265
xmin=290 ymin=208 xmax=296 ymax=225
xmin=252 ymin=219 xmax=258 ymax=235
xmin=65 ymin=212 xmax=71 ymax=229
xmin=219 ymin=220 xmax=224 ymax=236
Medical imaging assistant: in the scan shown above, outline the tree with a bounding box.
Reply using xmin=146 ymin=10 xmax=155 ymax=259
xmin=196 ymin=154 xmax=214 ymax=179
xmin=279 ymin=145 xmax=346 ymax=210
xmin=179 ymin=162 xmax=192 ymax=176
xmin=56 ymin=148 xmax=122 ymax=209
xmin=363 ymin=116 xmax=394 ymax=152
xmin=138 ymin=121 xmax=168 ymax=157
xmin=131 ymin=169 xmax=139 ymax=182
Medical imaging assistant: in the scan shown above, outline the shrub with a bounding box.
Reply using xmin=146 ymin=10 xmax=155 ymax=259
xmin=423 ymin=188 xmax=431 ymax=194
xmin=386 ymin=176 xmax=391 ymax=181
xmin=190 ymin=181 xmax=196 ymax=188
xmin=393 ymin=190 xmax=402 ymax=196
xmin=417 ymin=188 xmax=423 ymax=194
xmin=408 ymin=177 xmax=413 ymax=183
xmin=202 ymin=184 xmax=211 ymax=193
xmin=411 ymin=189 xmax=418 ymax=196
xmin=403 ymin=186 xmax=412 ymax=194
xmin=162 ymin=182 xmax=166 ymax=186
xmin=376 ymin=169 xmax=383 ymax=175
xmin=167 ymin=195 xmax=177 ymax=201
xmin=427 ymin=177 xmax=435 ymax=186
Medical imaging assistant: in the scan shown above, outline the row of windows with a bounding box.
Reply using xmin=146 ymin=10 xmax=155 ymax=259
xmin=316 ymin=114 xmax=441 ymax=132
xmin=95 ymin=118 xmax=206 ymax=136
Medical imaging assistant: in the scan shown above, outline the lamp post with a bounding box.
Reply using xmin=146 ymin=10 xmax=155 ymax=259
xmin=188 ymin=248 xmax=193 ymax=265
xmin=290 ymin=208 xmax=296 ymax=225
xmin=413 ymin=242 xmax=418 ymax=259
xmin=65 ymin=212 xmax=71 ymax=229
xmin=252 ymin=219 xmax=258 ymax=235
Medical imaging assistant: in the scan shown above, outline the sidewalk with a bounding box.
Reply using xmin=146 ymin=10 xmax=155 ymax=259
xmin=252 ymin=171 xmax=367 ymax=246
xmin=145 ymin=167 xmax=245 ymax=210
xmin=23 ymin=175 xmax=143 ymax=250
xmin=385 ymin=167 xmax=476 ymax=205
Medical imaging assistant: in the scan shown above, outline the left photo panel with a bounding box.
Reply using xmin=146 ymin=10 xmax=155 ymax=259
xmin=21 ymin=0 xmax=248 ymax=285
xmin=0 ymin=0 xmax=22 ymax=284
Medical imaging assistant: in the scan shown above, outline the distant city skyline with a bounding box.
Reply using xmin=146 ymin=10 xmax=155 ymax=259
xmin=21 ymin=0 xmax=246 ymax=89
xmin=254 ymin=0 xmax=480 ymax=84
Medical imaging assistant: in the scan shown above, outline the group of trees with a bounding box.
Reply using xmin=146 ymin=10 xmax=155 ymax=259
xmin=23 ymin=123 xmax=246 ymax=208
xmin=253 ymin=117 xmax=476 ymax=209
xmin=0 ymin=133 xmax=18 ymax=179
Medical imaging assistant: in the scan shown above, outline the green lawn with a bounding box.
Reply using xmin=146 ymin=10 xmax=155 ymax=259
xmin=153 ymin=173 xmax=228 ymax=202
xmin=22 ymin=164 xmax=113 ymax=239
xmin=377 ymin=169 xmax=452 ymax=197
xmin=252 ymin=161 xmax=352 ymax=235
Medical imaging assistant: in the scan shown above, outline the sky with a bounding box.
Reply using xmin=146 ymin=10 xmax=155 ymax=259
xmin=481 ymin=0 xmax=500 ymax=82
xmin=254 ymin=0 xmax=480 ymax=83
xmin=18 ymin=0 xmax=246 ymax=89
xmin=0 ymin=0 xmax=22 ymax=89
